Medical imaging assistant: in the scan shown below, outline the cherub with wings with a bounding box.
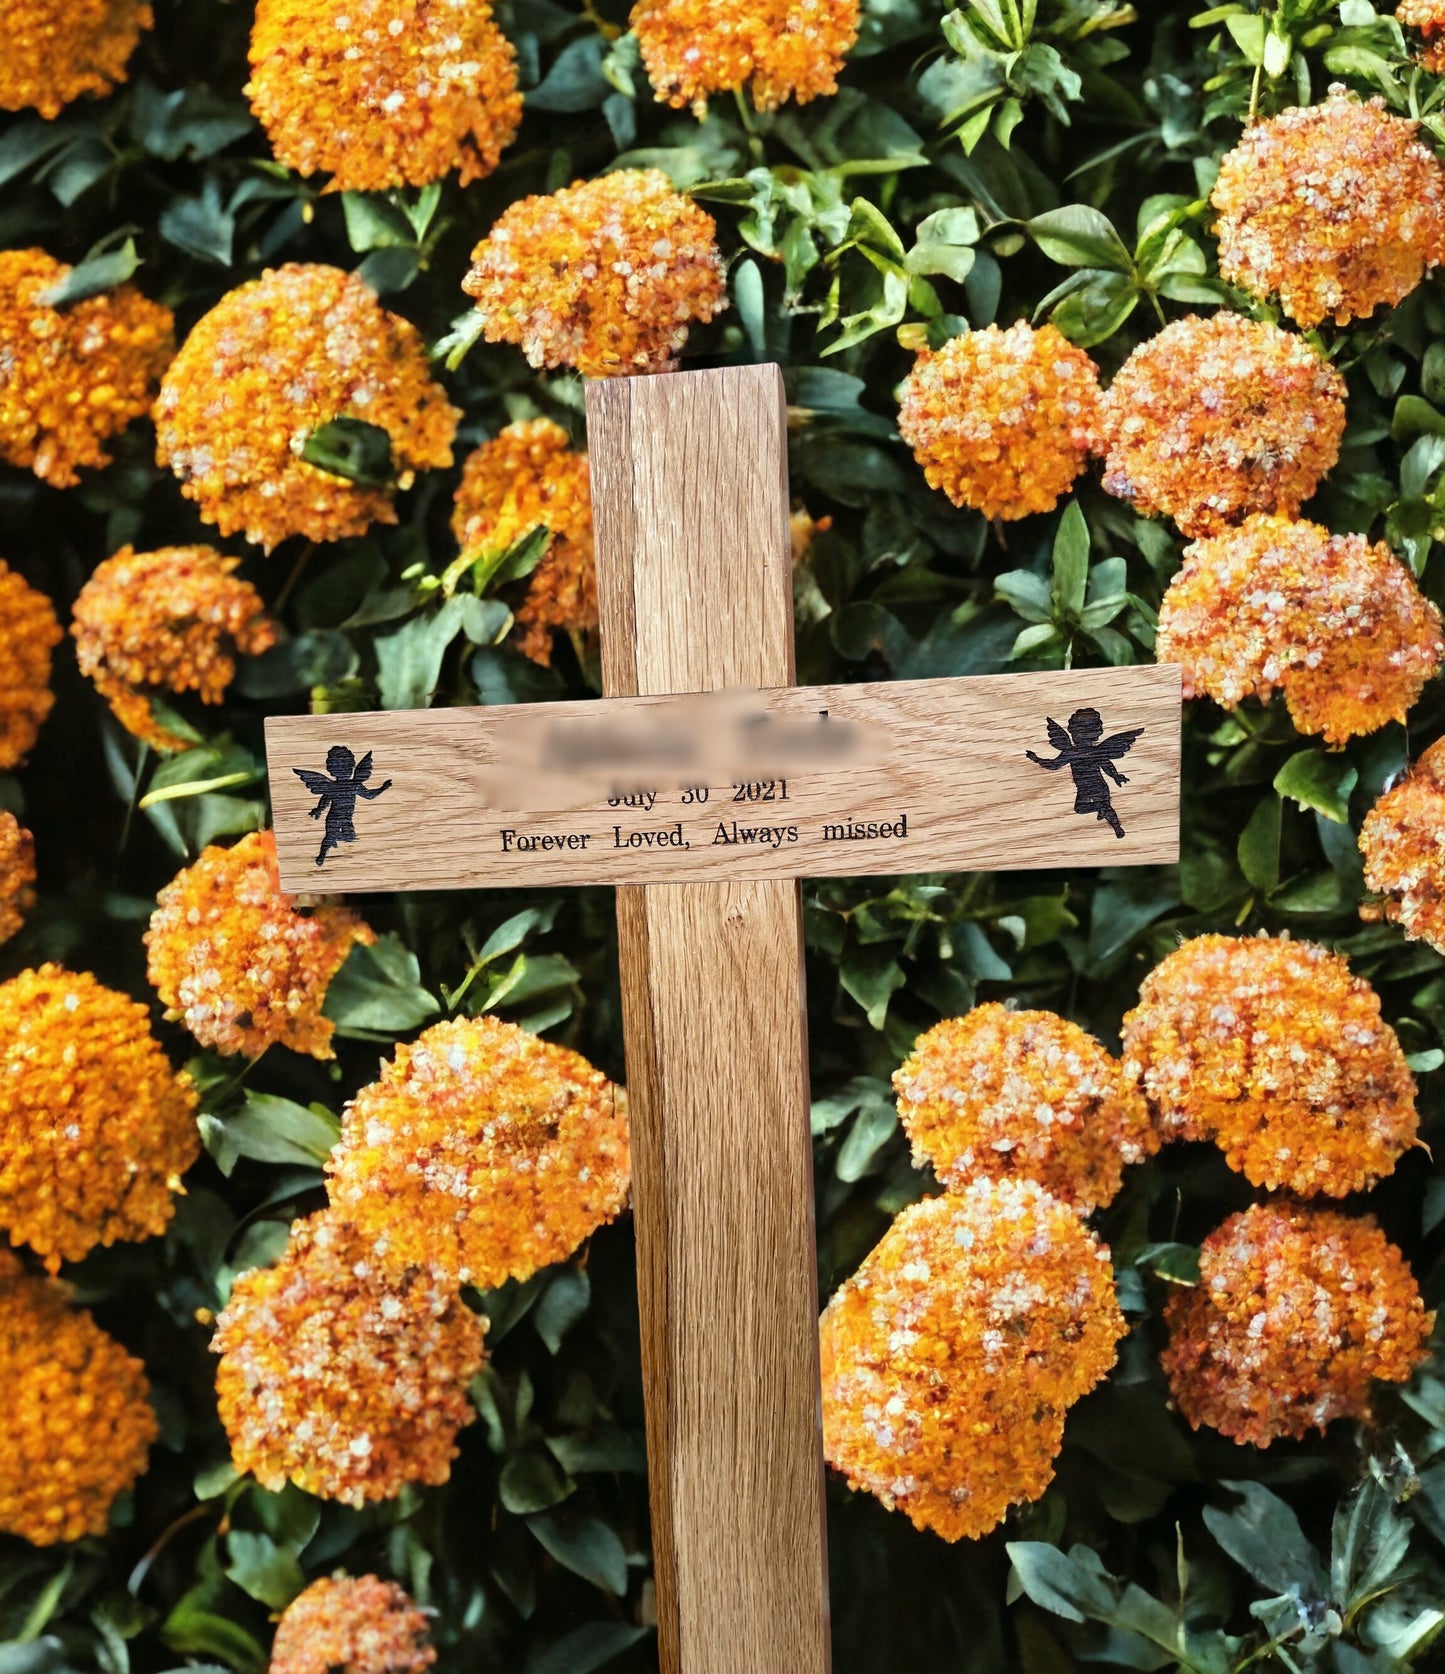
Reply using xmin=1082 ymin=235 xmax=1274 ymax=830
xmin=294 ymin=744 xmax=392 ymax=867
xmin=1026 ymin=707 xmax=1143 ymax=839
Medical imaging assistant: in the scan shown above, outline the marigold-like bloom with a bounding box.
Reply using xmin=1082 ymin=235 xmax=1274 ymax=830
xmin=146 ymin=831 xmax=374 ymax=1060
xmin=1399 ymin=0 xmax=1445 ymax=70
xmin=0 ymin=965 xmax=199 ymax=1271
xmin=819 ymin=1183 xmax=1125 ymax=1541
xmin=154 ymin=264 xmax=459 ymax=551
xmin=897 ymin=324 xmax=1101 ymax=522
xmin=461 ymin=171 xmax=727 ymax=378
xmin=632 ymin=0 xmax=859 ymax=113
xmin=1 ymin=0 xmax=152 ymax=118
xmin=0 ymin=249 xmax=173 ymax=489
xmin=1360 ymin=736 xmax=1445 ymax=953
xmin=1156 ymin=514 xmax=1443 ymax=744
xmin=0 ymin=814 xmax=36 ymax=947
xmin=893 ymin=1006 xmax=1156 ymax=1210
xmin=1213 ymin=88 xmax=1445 ymax=327
xmin=0 ymin=1249 xmax=157 ymax=1544
xmin=270 ymin=1573 xmax=436 ymax=1674
xmin=451 ymin=419 xmax=596 ymax=667
xmin=1122 ymin=934 xmax=1416 ymax=1196
xmin=326 ymin=1016 xmax=629 ymax=1289
xmin=1098 ymin=313 xmax=1346 ymax=537
xmin=0 ymin=561 xmax=61 ymax=770
xmin=247 ymin=0 xmax=521 ymax=191
xmin=1162 ymin=1203 xmax=1432 ymax=1446
xmin=72 ymin=545 xmax=278 ymax=752
xmin=213 ymin=1213 xmax=483 ymax=1506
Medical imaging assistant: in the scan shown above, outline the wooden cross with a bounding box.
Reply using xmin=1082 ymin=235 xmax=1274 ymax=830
xmin=265 ymin=366 xmax=1179 ymax=1674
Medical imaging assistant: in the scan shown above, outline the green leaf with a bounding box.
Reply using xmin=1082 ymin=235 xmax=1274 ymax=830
xmin=300 ymin=417 xmax=394 ymax=487
xmin=322 ymin=934 xmax=439 ymax=1034
xmin=527 ymin=35 xmax=611 ymax=111
xmin=527 ymin=1513 xmax=628 ymax=1595
xmin=500 ymin=1450 xmax=574 ymax=1515
xmin=526 ymin=1624 xmax=650 ymax=1674
xmin=161 ymin=1595 xmax=265 ymax=1674
xmin=1050 ymin=501 xmax=1090 ymax=618
xmin=159 ymin=182 xmax=235 ymax=265
xmin=1203 ymin=1481 xmax=1328 ymax=1598
xmin=0 ymin=1642 xmax=71 ymax=1674
xmin=534 ymin=1266 xmax=591 ymax=1354
xmin=220 ymin=1092 xmax=339 ymax=1169
xmin=995 ymin=570 xmax=1053 ymax=622
xmin=224 ymin=1531 xmax=305 ymax=1612
xmin=840 ymin=950 xmax=906 ymax=1028
xmin=374 ymin=596 xmax=485 ymax=709
xmin=39 ymin=240 xmax=141 ymax=308
xmin=835 ymin=1096 xmax=899 ymax=1182
xmin=1007 ymin=1544 xmax=1113 ymax=1623
xmin=1237 ymin=795 xmax=1282 ymax=894
xmin=1274 ymin=750 xmax=1358 ymax=824
xmin=342 ymin=192 xmax=418 ymax=252
xmin=1027 ymin=205 xmax=1132 ymax=272
xmin=1047 ymin=269 xmax=1138 ymax=347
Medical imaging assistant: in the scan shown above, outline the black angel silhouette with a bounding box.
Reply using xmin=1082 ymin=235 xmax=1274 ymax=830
xmin=294 ymin=745 xmax=392 ymax=867
xmin=1026 ymin=707 xmax=1143 ymax=839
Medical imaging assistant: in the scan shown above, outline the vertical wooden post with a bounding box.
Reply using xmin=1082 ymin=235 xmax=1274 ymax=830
xmin=586 ymin=366 xmax=831 ymax=1674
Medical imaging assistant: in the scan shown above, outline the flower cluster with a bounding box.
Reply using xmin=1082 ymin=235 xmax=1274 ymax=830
xmin=1 ymin=0 xmax=152 ymax=117
xmin=146 ymin=831 xmax=375 ymax=1059
xmin=1097 ymin=312 xmax=1346 ymax=536
xmin=1360 ymin=736 xmax=1445 ymax=954
xmin=631 ymin=0 xmax=859 ymax=114
xmin=0 ymin=964 xmax=199 ymax=1271
xmin=0 ymin=1249 xmax=157 ymax=1544
xmin=212 ymin=1213 xmax=484 ymax=1506
xmin=451 ymin=419 xmax=597 ymax=667
xmin=462 ymin=170 xmax=728 ymax=378
xmin=1155 ymin=514 xmax=1444 ymax=744
xmin=247 ymin=0 xmax=522 ymax=191
xmin=0 ymin=560 xmax=61 ymax=770
xmin=896 ymin=324 xmax=1101 ymax=522
xmin=0 ymin=813 xmax=36 ymax=947
xmin=1122 ymin=934 xmax=1417 ymax=1196
xmin=819 ymin=1182 xmax=1125 ymax=1541
xmin=1399 ymin=0 xmax=1445 ymax=70
xmin=0 ymin=248 xmax=174 ymax=488
xmin=893 ymin=1005 xmax=1155 ymax=1210
xmin=326 ymin=1016 xmax=630 ymax=1290
xmin=1162 ymin=1203 xmax=1432 ymax=1446
xmin=154 ymin=263 xmax=459 ymax=550
xmin=72 ymin=545 xmax=278 ymax=751
xmin=270 ymin=1573 xmax=436 ymax=1674
xmin=1213 ymin=88 xmax=1445 ymax=327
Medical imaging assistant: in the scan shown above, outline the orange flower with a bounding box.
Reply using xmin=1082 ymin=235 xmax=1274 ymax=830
xmin=819 ymin=1182 xmax=1125 ymax=1541
xmin=1098 ymin=312 xmax=1346 ymax=536
xmin=1213 ymin=88 xmax=1445 ymax=327
xmin=0 ymin=248 xmax=173 ymax=488
xmin=270 ymin=1573 xmax=436 ymax=1674
xmin=1 ymin=0 xmax=152 ymax=117
xmin=451 ymin=419 xmax=597 ymax=667
xmin=0 ymin=560 xmax=61 ymax=770
xmin=1156 ymin=514 xmax=1444 ymax=744
xmin=1162 ymin=1203 xmax=1432 ymax=1446
xmin=212 ymin=1213 xmax=484 ymax=1506
xmin=1361 ymin=736 xmax=1445 ymax=953
xmin=632 ymin=0 xmax=859 ymax=113
xmin=0 ymin=965 xmax=199 ymax=1271
xmin=461 ymin=170 xmax=727 ymax=378
xmin=1122 ymin=934 xmax=1417 ymax=1196
xmin=0 ymin=814 xmax=36 ymax=947
xmin=72 ymin=545 xmax=278 ymax=752
xmin=146 ymin=831 xmax=374 ymax=1060
xmin=0 ymin=1249 xmax=157 ymax=1544
xmin=247 ymin=0 xmax=521 ymax=191
xmin=154 ymin=264 xmax=459 ymax=550
xmin=1399 ymin=0 xmax=1445 ymax=70
xmin=326 ymin=1016 xmax=630 ymax=1289
xmin=893 ymin=1006 xmax=1156 ymax=1211
xmin=896 ymin=324 xmax=1101 ymax=522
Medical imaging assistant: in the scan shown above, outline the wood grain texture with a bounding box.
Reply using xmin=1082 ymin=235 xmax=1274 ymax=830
xmin=589 ymin=365 xmax=831 ymax=1674
xmin=265 ymin=666 xmax=1181 ymax=893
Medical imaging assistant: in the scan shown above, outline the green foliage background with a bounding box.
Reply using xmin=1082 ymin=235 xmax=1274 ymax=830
xmin=5 ymin=0 xmax=1445 ymax=1669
